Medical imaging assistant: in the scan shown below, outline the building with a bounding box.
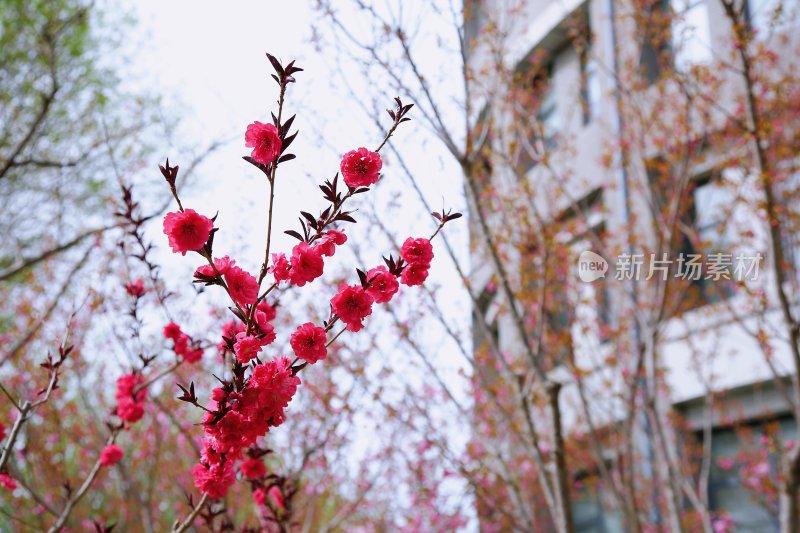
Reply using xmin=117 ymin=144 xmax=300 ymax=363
xmin=465 ymin=0 xmax=800 ymax=530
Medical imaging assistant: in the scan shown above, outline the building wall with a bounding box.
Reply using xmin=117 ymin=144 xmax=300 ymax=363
xmin=467 ymin=0 xmax=800 ymax=529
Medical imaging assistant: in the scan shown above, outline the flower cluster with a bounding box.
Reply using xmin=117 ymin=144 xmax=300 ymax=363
xmin=232 ymin=301 xmax=277 ymax=363
xmin=154 ymin=56 xmax=458 ymax=515
xmin=164 ymin=322 xmax=204 ymax=363
xmin=269 ymin=229 xmax=347 ymax=287
xmin=400 ymin=237 xmax=434 ymax=286
xmin=115 ymin=373 xmax=147 ymax=424
xmin=192 ymin=356 xmax=300 ymax=497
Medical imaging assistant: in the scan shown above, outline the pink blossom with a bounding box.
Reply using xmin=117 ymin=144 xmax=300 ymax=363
xmin=400 ymin=263 xmax=429 ymax=286
xmin=268 ymin=486 xmax=286 ymax=510
xmin=366 ymin=265 xmax=399 ymax=303
xmin=99 ymin=444 xmax=124 ymax=466
xmin=125 ymin=279 xmax=145 ymax=297
xmin=245 ymin=121 xmax=282 ymax=165
xmin=290 ymin=322 xmax=328 ymax=364
xmin=195 ymin=255 xmax=236 ymax=278
xmin=256 ymin=300 xmax=277 ymax=322
xmin=163 ymin=209 xmax=213 ymax=255
xmin=717 ymin=457 xmax=735 ymax=470
xmin=0 ymin=473 xmax=16 ymax=491
xmin=331 ymin=284 xmax=374 ymax=332
xmin=163 ymin=322 xmax=183 ymax=341
xmin=269 ymin=253 xmax=291 ymax=283
xmin=234 ymin=333 xmax=267 ymax=363
xmin=315 ymin=229 xmax=347 ymax=257
xmin=400 ymin=237 xmax=433 ymax=266
xmin=289 ymin=242 xmax=324 ymax=287
xmin=192 ymin=458 xmax=236 ymax=499
xmin=340 ymin=147 xmax=382 ymax=188
xmin=712 ymin=514 xmax=734 ymax=533
xmin=115 ymin=373 xmax=147 ymax=424
xmin=240 ymin=458 xmax=266 ymax=479
xmin=225 ymin=266 xmax=259 ymax=307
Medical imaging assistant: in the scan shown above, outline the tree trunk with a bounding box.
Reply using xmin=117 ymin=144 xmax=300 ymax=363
xmin=780 ymin=444 xmax=800 ymax=533
xmin=547 ymin=381 xmax=575 ymax=533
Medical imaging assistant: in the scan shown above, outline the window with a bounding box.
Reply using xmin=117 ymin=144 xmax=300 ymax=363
xmin=648 ymin=163 xmax=736 ymax=313
xmin=639 ymin=0 xmax=711 ymax=81
xmin=474 ymin=282 xmax=500 ymax=349
xmin=571 ymin=468 xmax=625 ymax=532
xmin=672 ymin=0 xmax=712 ymax=70
xmin=746 ymin=0 xmax=786 ymax=36
xmin=580 ymin=39 xmax=601 ymax=125
xmin=705 ymin=417 xmax=796 ymax=531
xmin=639 ymin=0 xmax=672 ymax=83
xmin=775 ymin=171 xmax=800 ymax=285
xmin=532 ymin=64 xmax=559 ymax=150
xmin=522 ymin=190 xmax=609 ymax=368
xmin=464 ymin=0 xmax=487 ymax=46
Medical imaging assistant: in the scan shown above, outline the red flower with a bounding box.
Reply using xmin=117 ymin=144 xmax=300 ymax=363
xmin=400 ymin=263 xmax=429 ymax=286
xmin=225 ymin=266 xmax=259 ymax=307
xmin=195 ymin=255 xmax=235 ymax=278
xmin=192 ymin=458 xmax=236 ymax=499
xmin=163 ymin=322 xmax=183 ymax=341
xmin=340 ymin=147 xmax=382 ymax=188
xmin=289 ymin=242 xmax=324 ymax=287
xmin=203 ymin=356 xmax=300 ymax=456
xmin=163 ymin=209 xmax=214 ymax=256
xmin=269 ymin=253 xmax=291 ymax=283
xmin=117 ymin=401 xmax=145 ymax=424
xmin=245 ymin=121 xmax=282 ymax=165
xmin=290 ymin=322 xmax=328 ymax=364
xmin=240 ymin=458 xmax=267 ymax=479
xmin=400 ymin=237 xmax=433 ymax=266
xmin=0 ymin=473 xmax=16 ymax=491
xmin=315 ymin=229 xmax=347 ymax=257
xmin=269 ymin=486 xmax=286 ymax=511
xmin=177 ymin=342 xmax=203 ymax=364
xmin=115 ymin=373 xmax=147 ymax=424
xmin=253 ymin=487 xmax=267 ymax=506
xmin=366 ymin=266 xmax=399 ymax=304
xmin=218 ymin=320 xmax=245 ymax=354
xmin=99 ymin=444 xmax=124 ymax=466
xmin=331 ymin=284 xmax=374 ymax=332
xmin=0 ymin=422 xmax=6 ymax=442
xmin=234 ymin=333 xmax=267 ymax=363
xmin=125 ymin=279 xmax=145 ymax=297
xmin=256 ymin=300 xmax=277 ymax=322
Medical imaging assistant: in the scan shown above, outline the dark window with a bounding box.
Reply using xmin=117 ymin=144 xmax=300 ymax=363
xmin=533 ymin=63 xmax=559 ymax=151
xmin=703 ymin=417 xmax=796 ymax=531
xmin=580 ymin=38 xmax=600 ymax=125
xmin=639 ymin=0 xmax=673 ymax=83
xmin=649 ymin=163 xmax=736 ymax=313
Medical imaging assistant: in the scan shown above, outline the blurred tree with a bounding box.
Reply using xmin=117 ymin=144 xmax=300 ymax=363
xmin=0 ymin=0 xmax=159 ymax=279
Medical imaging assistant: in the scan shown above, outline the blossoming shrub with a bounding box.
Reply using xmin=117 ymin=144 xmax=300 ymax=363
xmin=153 ymin=54 xmax=460 ymax=522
